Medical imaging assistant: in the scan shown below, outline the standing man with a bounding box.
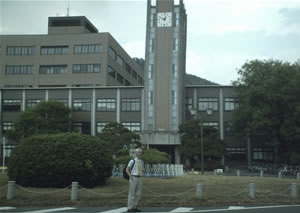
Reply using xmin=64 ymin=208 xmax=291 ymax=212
xmin=126 ymin=148 xmax=143 ymax=212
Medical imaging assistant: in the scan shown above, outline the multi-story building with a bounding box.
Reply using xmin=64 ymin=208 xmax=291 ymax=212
xmin=0 ymin=0 xmax=274 ymax=167
xmin=0 ymin=16 xmax=144 ymax=88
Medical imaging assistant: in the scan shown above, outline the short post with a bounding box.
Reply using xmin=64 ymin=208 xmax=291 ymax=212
xmin=259 ymin=170 xmax=263 ymax=178
xmin=237 ymin=170 xmax=240 ymax=176
xmin=248 ymin=183 xmax=256 ymax=199
xmin=71 ymin=182 xmax=79 ymax=201
xmin=7 ymin=181 xmax=16 ymax=200
xmin=297 ymin=172 xmax=300 ymax=180
xmin=214 ymin=169 xmax=217 ymax=176
xmin=196 ymin=184 xmax=203 ymax=199
xmin=291 ymin=183 xmax=297 ymax=199
xmin=278 ymin=171 xmax=282 ymax=179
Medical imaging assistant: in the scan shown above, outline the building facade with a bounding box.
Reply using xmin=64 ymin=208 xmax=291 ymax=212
xmin=0 ymin=16 xmax=144 ymax=89
xmin=0 ymin=1 xmax=274 ymax=166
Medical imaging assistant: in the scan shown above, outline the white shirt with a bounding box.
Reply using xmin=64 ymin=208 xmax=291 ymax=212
xmin=127 ymin=157 xmax=144 ymax=176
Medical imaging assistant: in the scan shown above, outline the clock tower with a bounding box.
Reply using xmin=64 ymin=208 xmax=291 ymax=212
xmin=142 ymin=0 xmax=187 ymax=163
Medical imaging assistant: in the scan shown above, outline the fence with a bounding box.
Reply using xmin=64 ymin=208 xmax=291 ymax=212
xmin=2 ymin=180 xmax=299 ymax=201
xmin=221 ymin=169 xmax=300 ymax=180
xmin=112 ymin=164 xmax=184 ymax=177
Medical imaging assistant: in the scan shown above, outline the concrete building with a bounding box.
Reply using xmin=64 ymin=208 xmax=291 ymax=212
xmin=0 ymin=0 xmax=274 ymax=166
xmin=0 ymin=16 xmax=144 ymax=88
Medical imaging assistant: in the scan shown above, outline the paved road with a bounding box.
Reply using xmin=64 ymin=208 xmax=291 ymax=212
xmin=1 ymin=205 xmax=300 ymax=213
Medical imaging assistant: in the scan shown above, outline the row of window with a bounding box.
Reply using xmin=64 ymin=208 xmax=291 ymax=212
xmin=5 ymin=44 xmax=103 ymax=56
xmin=108 ymin=47 xmax=144 ymax=85
xmin=2 ymin=98 xmax=141 ymax=112
xmin=186 ymin=97 xmax=240 ymax=112
xmin=5 ymin=64 xmax=101 ymax=75
xmin=2 ymin=120 xmax=237 ymax=136
xmin=2 ymin=97 xmax=239 ymax=112
xmin=2 ymin=121 xmax=141 ymax=134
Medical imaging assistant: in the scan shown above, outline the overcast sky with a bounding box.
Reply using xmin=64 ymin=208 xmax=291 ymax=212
xmin=1 ymin=0 xmax=300 ymax=85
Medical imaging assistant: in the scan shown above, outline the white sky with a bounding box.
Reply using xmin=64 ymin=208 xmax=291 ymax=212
xmin=1 ymin=0 xmax=300 ymax=85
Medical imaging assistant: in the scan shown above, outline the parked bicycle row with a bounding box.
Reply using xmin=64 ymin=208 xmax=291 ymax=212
xmin=248 ymin=163 xmax=300 ymax=176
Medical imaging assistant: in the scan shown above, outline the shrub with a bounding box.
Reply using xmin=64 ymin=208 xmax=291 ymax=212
xmin=114 ymin=148 xmax=170 ymax=165
xmin=8 ymin=133 xmax=113 ymax=188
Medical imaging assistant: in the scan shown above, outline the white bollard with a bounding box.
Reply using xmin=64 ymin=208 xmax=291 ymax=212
xmin=297 ymin=172 xmax=300 ymax=181
xmin=7 ymin=181 xmax=16 ymax=200
xmin=71 ymin=182 xmax=79 ymax=201
xmin=249 ymin=183 xmax=256 ymax=199
xmin=196 ymin=184 xmax=203 ymax=199
xmin=278 ymin=171 xmax=282 ymax=179
xmin=260 ymin=170 xmax=264 ymax=178
xmin=291 ymin=183 xmax=297 ymax=199
xmin=237 ymin=170 xmax=240 ymax=176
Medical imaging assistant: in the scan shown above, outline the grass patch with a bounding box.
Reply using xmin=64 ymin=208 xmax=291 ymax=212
xmin=0 ymin=173 xmax=300 ymax=207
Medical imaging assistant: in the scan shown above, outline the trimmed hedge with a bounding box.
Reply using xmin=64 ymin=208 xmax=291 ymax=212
xmin=8 ymin=133 xmax=113 ymax=188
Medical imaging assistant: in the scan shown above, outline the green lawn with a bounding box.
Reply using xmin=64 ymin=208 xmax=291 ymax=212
xmin=0 ymin=173 xmax=299 ymax=207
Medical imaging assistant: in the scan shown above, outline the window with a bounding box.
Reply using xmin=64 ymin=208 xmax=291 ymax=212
xmin=4 ymin=85 xmax=32 ymax=88
xmin=149 ymin=39 xmax=154 ymax=52
xmin=6 ymin=65 xmax=33 ymax=75
xmin=40 ymin=46 xmax=68 ymax=55
xmin=125 ymin=79 xmax=131 ymax=86
xmin=49 ymin=99 xmax=68 ymax=106
xmin=107 ymin=66 xmax=116 ymax=78
xmin=2 ymin=122 xmax=13 ymax=133
xmin=7 ymin=46 xmax=34 ymax=55
xmin=172 ymin=90 xmax=177 ymax=105
xmin=117 ymin=55 xmax=124 ymax=67
xmin=117 ymin=73 xmax=124 ymax=84
xmin=72 ymin=122 xmax=91 ymax=134
xmin=97 ymin=122 xmax=109 ymax=134
xmin=121 ymin=99 xmax=141 ymax=112
xmin=26 ymin=99 xmax=41 ymax=108
xmin=97 ymin=99 xmax=116 ymax=111
xmin=203 ymin=121 xmax=219 ymax=130
xmin=148 ymin=91 xmax=153 ymax=105
xmin=73 ymin=64 xmax=101 ymax=73
xmin=3 ymin=144 xmax=16 ymax=157
xmin=74 ymin=44 xmax=102 ymax=54
xmin=198 ymin=98 xmax=218 ymax=111
xmin=172 ymin=64 xmax=177 ymax=79
xmin=148 ymin=64 xmax=153 ymax=79
xmin=253 ymin=148 xmax=273 ymax=161
xmin=125 ymin=63 xmax=131 ymax=73
xmin=3 ymin=99 xmax=21 ymax=112
xmin=225 ymin=98 xmax=240 ymax=111
xmin=186 ymin=97 xmax=193 ymax=111
xmin=73 ymin=99 xmax=91 ymax=111
xmin=138 ymin=75 xmax=143 ymax=85
xmin=109 ymin=47 xmax=117 ymax=60
xmin=173 ymin=38 xmax=178 ymax=52
xmin=122 ymin=122 xmax=141 ymax=132
xmin=132 ymin=70 xmax=137 ymax=79
xmin=39 ymin=65 xmax=67 ymax=74
xmin=226 ymin=147 xmax=246 ymax=154
xmin=224 ymin=122 xmax=235 ymax=136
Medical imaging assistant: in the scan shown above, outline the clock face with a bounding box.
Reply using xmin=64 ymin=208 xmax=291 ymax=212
xmin=157 ymin=12 xmax=172 ymax=27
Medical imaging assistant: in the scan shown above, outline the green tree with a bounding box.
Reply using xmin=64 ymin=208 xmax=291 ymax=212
xmin=9 ymin=100 xmax=71 ymax=141
xmin=179 ymin=119 xmax=227 ymax=170
xmin=233 ymin=59 xmax=300 ymax=163
xmin=98 ymin=122 xmax=141 ymax=154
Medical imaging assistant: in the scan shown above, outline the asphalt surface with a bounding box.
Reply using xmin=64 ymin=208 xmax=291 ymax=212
xmin=1 ymin=205 xmax=300 ymax=213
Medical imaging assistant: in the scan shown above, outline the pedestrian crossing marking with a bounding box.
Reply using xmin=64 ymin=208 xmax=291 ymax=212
xmin=23 ymin=207 xmax=76 ymax=213
xmin=99 ymin=207 xmax=128 ymax=213
xmin=0 ymin=207 xmax=16 ymax=210
xmin=171 ymin=207 xmax=193 ymax=212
